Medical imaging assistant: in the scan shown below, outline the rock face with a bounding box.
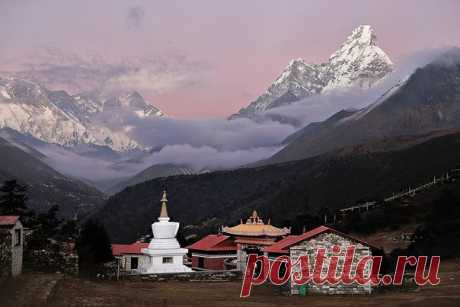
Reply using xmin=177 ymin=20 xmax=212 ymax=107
xmin=233 ymin=25 xmax=393 ymax=118
xmin=0 ymin=76 xmax=164 ymax=151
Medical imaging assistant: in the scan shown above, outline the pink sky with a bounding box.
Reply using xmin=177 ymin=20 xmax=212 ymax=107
xmin=1 ymin=0 xmax=459 ymax=119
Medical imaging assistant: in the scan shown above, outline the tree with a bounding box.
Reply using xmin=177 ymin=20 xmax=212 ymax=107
xmin=27 ymin=205 xmax=62 ymax=250
xmin=0 ymin=180 xmax=28 ymax=215
xmin=58 ymin=219 xmax=79 ymax=241
xmin=76 ymin=219 xmax=113 ymax=274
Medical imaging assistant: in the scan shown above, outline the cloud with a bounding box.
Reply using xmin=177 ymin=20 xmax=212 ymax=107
xmin=34 ymin=112 xmax=295 ymax=181
xmin=60 ymin=48 xmax=459 ymax=179
xmin=3 ymin=48 xmax=210 ymax=95
xmin=126 ymin=6 xmax=145 ymax=30
xmin=28 ymin=47 xmax=460 ymax=184
xmin=143 ymin=144 xmax=282 ymax=171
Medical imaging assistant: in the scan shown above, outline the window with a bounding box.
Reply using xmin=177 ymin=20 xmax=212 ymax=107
xmin=131 ymin=257 xmax=138 ymax=270
xmin=14 ymin=229 xmax=21 ymax=247
xmin=162 ymin=257 xmax=173 ymax=264
xmin=197 ymin=257 xmax=204 ymax=268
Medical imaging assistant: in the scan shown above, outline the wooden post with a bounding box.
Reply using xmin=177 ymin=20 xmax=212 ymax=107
xmin=116 ymin=258 xmax=120 ymax=281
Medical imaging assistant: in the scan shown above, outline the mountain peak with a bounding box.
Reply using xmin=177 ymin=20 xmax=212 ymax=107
xmin=287 ymin=58 xmax=306 ymax=67
xmin=349 ymin=25 xmax=376 ymax=46
xmin=232 ymin=25 xmax=392 ymax=118
xmin=326 ymin=25 xmax=392 ymax=90
xmin=0 ymin=77 xmax=165 ymax=151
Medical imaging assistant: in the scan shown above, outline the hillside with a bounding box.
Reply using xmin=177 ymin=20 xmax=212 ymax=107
xmin=0 ymin=136 xmax=105 ymax=217
xmin=97 ymin=131 xmax=460 ymax=243
xmin=106 ymin=163 xmax=194 ymax=195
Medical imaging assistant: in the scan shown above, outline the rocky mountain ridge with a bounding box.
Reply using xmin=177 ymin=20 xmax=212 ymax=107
xmin=0 ymin=76 xmax=164 ymax=151
xmin=233 ymin=25 xmax=393 ymax=118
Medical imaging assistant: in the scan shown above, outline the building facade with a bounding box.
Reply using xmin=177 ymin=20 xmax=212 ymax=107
xmin=0 ymin=216 xmax=23 ymax=278
xmin=112 ymin=242 xmax=149 ymax=273
xmin=188 ymin=210 xmax=290 ymax=271
xmin=187 ymin=234 xmax=237 ymax=270
xmin=265 ymin=226 xmax=375 ymax=295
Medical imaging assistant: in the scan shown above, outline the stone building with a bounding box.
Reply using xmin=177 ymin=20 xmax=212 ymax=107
xmin=0 ymin=216 xmax=23 ymax=279
xmin=265 ymin=226 xmax=376 ymax=295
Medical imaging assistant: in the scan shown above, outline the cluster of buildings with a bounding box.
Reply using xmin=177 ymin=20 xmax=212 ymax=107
xmin=113 ymin=192 xmax=376 ymax=295
xmin=0 ymin=191 xmax=376 ymax=295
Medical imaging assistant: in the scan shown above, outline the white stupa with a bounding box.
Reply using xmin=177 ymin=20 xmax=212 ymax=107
xmin=141 ymin=191 xmax=192 ymax=273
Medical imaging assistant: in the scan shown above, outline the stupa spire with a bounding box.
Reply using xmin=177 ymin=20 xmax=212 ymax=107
xmin=159 ymin=190 xmax=169 ymax=219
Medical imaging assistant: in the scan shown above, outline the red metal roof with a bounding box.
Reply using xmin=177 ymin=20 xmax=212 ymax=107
xmin=263 ymin=235 xmax=301 ymax=254
xmin=186 ymin=234 xmax=237 ymax=252
xmin=264 ymin=225 xmax=374 ymax=254
xmin=0 ymin=215 xmax=19 ymax=226
xmin=111 ymin=242 xmax=149 ymax=256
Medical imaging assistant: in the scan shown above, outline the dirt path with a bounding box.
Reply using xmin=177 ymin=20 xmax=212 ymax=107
xmin=0 ymin=273 xmax=62 ymax=307
xmin=2 ymin=260 xmax=460 ymax=306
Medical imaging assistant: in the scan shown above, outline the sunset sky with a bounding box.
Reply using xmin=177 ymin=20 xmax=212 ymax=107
xmin=1 ymin=0 xmax=459 ymax=118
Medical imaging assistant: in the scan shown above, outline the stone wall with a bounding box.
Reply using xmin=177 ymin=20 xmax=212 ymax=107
xmin=0 ymin=230 xmax=12 ymax=282
xmin=121 ymin=270 xmax=241 ymax=282
xmin=290 ymin=232 xmax=372 ymax=295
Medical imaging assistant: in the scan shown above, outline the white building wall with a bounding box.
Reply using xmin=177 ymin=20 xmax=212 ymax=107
xmin=10 ymin=221 xmax=23 ymax=277
xmin=119 ymin=254 xmax=149 ymax=272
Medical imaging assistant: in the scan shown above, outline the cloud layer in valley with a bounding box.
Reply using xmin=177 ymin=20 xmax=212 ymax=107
xmin=94 ymin=48 xmax=457 ymax=175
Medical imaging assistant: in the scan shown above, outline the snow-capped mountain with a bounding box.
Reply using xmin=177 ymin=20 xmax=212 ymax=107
xmin=233 ymin=25 xmax=393 ymax=118
xmin=0 ymin=76 xmax=164 ymax=151
xmin=259 ymin=51 xmax=460 ymax=165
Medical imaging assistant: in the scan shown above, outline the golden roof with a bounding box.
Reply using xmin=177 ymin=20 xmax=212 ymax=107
xmin=223 ymin=210 xmax=290 ymax=237
xmin=159 ymin=190 xmax=168 ymax=218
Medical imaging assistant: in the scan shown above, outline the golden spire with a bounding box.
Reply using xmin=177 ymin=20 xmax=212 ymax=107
xmin=247 ymin=210 xmax=263 ymax=224
xmin=160 ymin=190 xmax=168 ymax=218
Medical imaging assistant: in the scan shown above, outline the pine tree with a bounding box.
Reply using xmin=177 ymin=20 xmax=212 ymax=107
xmin=76 ymin=219 xmax=113 ymax=274
xmin=0 ymin=180 xmax=28 ymax=215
